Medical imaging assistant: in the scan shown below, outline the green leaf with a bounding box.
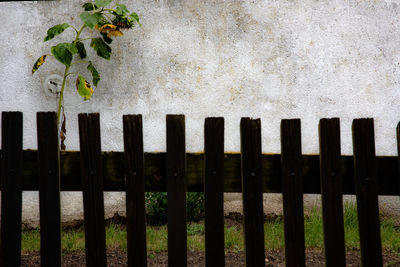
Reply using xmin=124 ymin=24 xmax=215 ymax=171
xmin=44 ymin=23 xmax=70 ymax=42
xmin=130 ymin=12 xmax=141 ymax=26
xmin=75 ymin=41 xmax=87 ymax=59
xmin=87 ymin=61 xmax=100 ymax=87
xmin=96 ymin=17 xmax=110 ymax=28
xmin=80 ymin=11 xmax=103 ymax=29
xmin=90 ymin=38 xmax=111 ymax=60
xmin=95 ymin=0 xmax=112 ymax=8
xmin=82 ymin=2 xmax=98 ymax=11
xmin=32 ymin=55 xmax=47 ymax=74
xmin=116 ymin=4 xmax=129 ymax=15
xmin=101 ymin=32 xmax=113 ymax=44
xmin=76 ymin=75 xmax=93 ymax=100
xmin=60 ymin=43 xmax=78 ymax=54
xmin=51 ymin=43 xmax=78 ymax=66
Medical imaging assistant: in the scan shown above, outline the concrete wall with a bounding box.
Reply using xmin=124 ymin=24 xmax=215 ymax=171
xmin=1 ymin=0 xmax=400 ymax=225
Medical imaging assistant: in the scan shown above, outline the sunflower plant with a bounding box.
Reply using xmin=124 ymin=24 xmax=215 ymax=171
xmin=32 ymin=0 xmax=140 ymax=147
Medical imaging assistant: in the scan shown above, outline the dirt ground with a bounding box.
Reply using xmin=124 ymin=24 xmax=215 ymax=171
xmin=21 ymin=249 xmax=400 ymax=266
xmin=19 ymin=213 xmax=400 ymax=266
xmin=18 ymin=200 xmax=400 ymax=266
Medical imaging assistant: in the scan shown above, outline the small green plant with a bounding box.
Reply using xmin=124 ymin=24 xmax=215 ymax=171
xmin=145 ymin=192 xmax=168 ymax=225
xmin=32 ymin=0 xmax=140 ymax=146
xmin=145 ymin=192 xmax=205 ymax=225
xmin=186 ymin=192 xmax=205 ymax=222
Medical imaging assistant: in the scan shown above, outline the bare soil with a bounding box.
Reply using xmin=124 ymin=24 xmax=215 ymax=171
xmin=21 ymin=249 xmax=400 ymax=266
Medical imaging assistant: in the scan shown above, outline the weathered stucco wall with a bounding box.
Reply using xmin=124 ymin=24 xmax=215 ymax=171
xmin=1 ymin=0 xmax=400 ymax=224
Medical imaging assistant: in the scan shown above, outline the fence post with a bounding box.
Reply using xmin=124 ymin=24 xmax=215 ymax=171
xmin=167 ymin=115 xmax=187 ymax=267
xmin=352 ymin=119 xmax=382 ymax=267
xmin=37 ymin=112 xmax=61 ymax=267
xmin=204 ymin=117 xmax=225 ymax=267
xmin=319 ymin=118 xmax=345 ymax=267
xmin=240 ymin=118 xmax=265 ymax=267
xmin=0 ymin=112 xmax=23 ymax=267
xmin=281 ymin=119 xmax=305 ymax=267
xmin=123 ymin=115 xmax=147 ymax=267
xmin=78 ymin=113 xmax=107 ymax=267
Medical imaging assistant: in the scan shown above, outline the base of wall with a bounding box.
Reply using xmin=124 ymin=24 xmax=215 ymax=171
xmin=6 ymin=192 xmax=399 ymax=229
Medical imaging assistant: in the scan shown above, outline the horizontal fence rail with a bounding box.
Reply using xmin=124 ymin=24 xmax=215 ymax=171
xmin=1 ymin=111 xmax=399 ymax=267
xmin=5 ymin=151 xmax=399 ymax=194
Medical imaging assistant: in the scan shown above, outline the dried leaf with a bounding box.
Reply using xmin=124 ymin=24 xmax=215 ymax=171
xmin=60 ymin=111 xmax=66 ymax=151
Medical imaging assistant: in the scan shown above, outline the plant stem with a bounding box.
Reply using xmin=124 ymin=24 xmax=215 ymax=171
xmin=56 ymin=65 xmax=70 ymax=127
xmin=70 ymin=60 xmax=89 ymax=66
xmin=103 ymin=8 xmax=117 ymax=12
xmin=71 ymin=25 xmax=79 ymax=33
xmin=78 ymin=37 xmax=96 ymax=42
xmin=73 ymin=25 xmax=86 ymax=45
xmin=55 ymin=24 xmax=86 ymax=127
xmin=65 ymin=72 xmax=79 ymax=77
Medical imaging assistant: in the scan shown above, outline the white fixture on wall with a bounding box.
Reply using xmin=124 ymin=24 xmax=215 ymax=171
xmin=43 ymin=74 xmax=63 ymax=97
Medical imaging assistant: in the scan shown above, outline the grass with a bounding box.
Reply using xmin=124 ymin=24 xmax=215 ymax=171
xmin=21 ymin=203 xmax=400 ymax=255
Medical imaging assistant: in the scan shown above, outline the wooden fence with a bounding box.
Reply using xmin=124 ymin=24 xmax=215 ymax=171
xmin=0 ymin=111 xmax=399 ymax=267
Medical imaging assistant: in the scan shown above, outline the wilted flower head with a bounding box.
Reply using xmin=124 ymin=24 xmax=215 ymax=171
xmin=113 ymin=15 xmax=134 ymax=29
xmin=96 ymin=23 xmax=124 ymax=37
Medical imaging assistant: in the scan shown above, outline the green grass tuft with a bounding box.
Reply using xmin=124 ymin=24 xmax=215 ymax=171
xmin=20 ymin=203 xmax=400 ymax=254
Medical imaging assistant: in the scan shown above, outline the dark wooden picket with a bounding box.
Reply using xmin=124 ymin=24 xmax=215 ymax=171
xmin=123 ymin=115 xmax=147 ymax=267
xmin=352 ymin=119 xmax=383 ymax=267
xmin=2 ymin=112 xmax=400 ymax=267
xmin=281 ymin=119 xmax=306 ymax=267
xmin=37 ymin=112 xmax=61 ymax=267
xmin=204 ymin=117 xmax=225 ymax=267
xmin=78 ymin=113 xmax=107 ymax=267
xmin=397 ymin=122 xmax=400 ymax=197
xmin=319 ymin=118 xmax=345 ymax=267
xmin=240 ymin=118 xmax=265 ymax=267
xmin=0 ymin=112 xmax=23 ymax=267
xmin=166 ymin=115 xmax=187 ymax=267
